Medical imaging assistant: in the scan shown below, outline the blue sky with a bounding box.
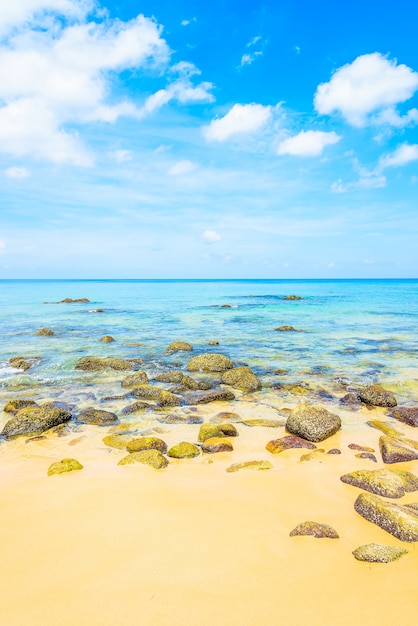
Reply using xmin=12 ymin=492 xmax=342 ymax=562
xmin=0 ymin=0 xmax=417 ymax=278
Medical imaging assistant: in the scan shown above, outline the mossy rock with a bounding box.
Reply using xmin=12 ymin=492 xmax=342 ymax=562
xmin=4 ymin=399 xmax=38 ymax=413
xmin=226 ymin=460 xmax=272 ymax=473
xmin=367 ymin=420 xmax=402 ymax=437
xmin=358 ymin=384 xmax=397 ymax=408
xmin=392 ymin=407 xmax=418 ymax=427
xmin=285 ymin=404 xmax=341 ymax=442
xmin=241 ymin=419 xmax=283 ymax=428
xmin=100 ymin=335 xmax=115 ymax=343
xmin=118 ymin=449 xmax=168 ymax=469
xmin=167 ymin=341 xmax=193 ymax=352
xmin=185 ymin=389 xmax=235 ymax=405
xmin=121 ymin=371 xmax=149 ymax=388
xmin=266 ymin=435 xmax=316 ymax=454
xmin=9 ymin=356 xmax=41 ymax=371
xmin=156 ymin=413 xmax=203 ymax=425
xmin=152 ymin=370 xmax=185 ymax=383
xmin=126 ymin=436 xmax=167 ymax=454
xmin=180 ymin=375 xmax=212 ymax=391
xmin=352 ymin=543 xmax=408 ymax=563
xmin=36 ymin=327 xmax=54 ymax=336
xmin=198 ymin=422 xmax=238 ymax=442
xmin=77 ymin=408 xmax=119 ymax=425
xmin=354 ymin=492 xmax=418 ymax=542
xmin=167 ymin=442 xmax=200 ymax=459
xmin=130 ymin=385 xmax=182 ymax=407
xmin=103 ymin=434 xmax=139 ymax=449
xmin=47 ymin=458 xmax=83 ymax=476
xmin=275 ymin=325 xmax=296 ymax=331
xmin=121 ymin=401 xmax=151 ymax=415
xmin=379 ymin=435 xmax=418 ymax=464
xmin=187 ymin=353 xmax=233 ymax=373
xmin=201 ymin=437 xmax=234 ymax=453
xmin=75 ymin=356 xmax=134 ymax=371
xmin=283 ymin=295 xmax=302 ymax=301
xmin=340 ymin=469 xmax=418 ymax=498
xmin=1 ymin=406 xmax=72 ymax=439
xmin=289 ymin=521 xmax=339 ymax=538
xmin=221 ymin=366 xmax=261 ymax=392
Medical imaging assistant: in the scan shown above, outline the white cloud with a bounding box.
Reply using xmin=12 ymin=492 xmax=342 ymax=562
xmin=331 ymin=173 xmax=386 ymax=193
xmin=0 ymin=240 xmax=6 ymax=249
xmin=314 ymin=53 xmax=418 ymax=127
xmin=277 ymin=130 xmax=340 ymax=157
xmin=112 ymin=150 xmax=132 ymax=163
xmin=203 ymin=103 xmax=272 ymax=142
xmin=240 ymin=51 xmax=263 ymax=67
xmin=202 ymin=230 xmax=221 ymax=243
xmin=247 ymin=36 xmax=261 ymax=47
xmin=0 ymin=1 xmax=94 ymax=35
xmin=4 ymin=166 xmax=30 ymax=178
xmin=167 ymin=160 xmax=197 ymax=176
xmin=379 ymin=143 xmax=418 ymax=169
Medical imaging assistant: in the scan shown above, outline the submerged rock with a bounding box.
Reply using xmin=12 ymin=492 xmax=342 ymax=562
xmin=367 ymin=420 xmax=402 ymax=437
xmin=241 ymin=419 xmax=283 ymax=427
xmin=379 ymin=435 xmax=418 ymax=464
xmin=59 ymin=298 xmax=90 ymax=303
xmin=118 ymin=449 xmax=168 ymax=469
xmin=185 ymin=389 xmax=235 ymax=405
xmin=167 ymin=442 xmax=200 ymax=459
xmin=130 ymin=385 xmax=182 ymax=407
xmin=358 ymin=384 xmax=397 ymax=408
xmin=354 ymin=492 xmax=418 ymax=542
xmin=275 ymin=325 xmax=296 ymax=331
xmin=121 ymin=401 xmax=151 ymax=415
xmin=221 ymin=366 xmax=261 ymax=392
xmin=266 ymin=435 xmax=316 ymax=454
xmin=47 ymin=458 xmax=83 ymax=476
xmin=167 ymin=341 xmax=193 ymax=352
xmin=392 ymin=407 xmax=418 ymax=427
xmin=352 ymin=544 xmax=408 ymax=563
xmin=36 ymin=327 xmax=54 ymax=336
xmin=77 ymin=408 xmax=119 ymax=425
xmin=103 ymin=434 xmax=139 ymax=449
xmin=187 ymin=353 xmax=233 ymax=373
xmin=4 ymin=399 xmax=38 ymax=413
xmin=126 ymin=436 xmax=167 ymax=454
xmin=156 ymin=413 xmax=203 ymax=425
xmin=356 ymin=452 xmax=378 ymax=462
xmin=121 ymin=371 xmax=149 ymax=388
xmin=340 ymin=393 xmax=361 ymax=407
xmin=340 ymin=469 xmax=418 ymax=498
xmin=211 ymin=411 xmax=242 ymax=423
xmin=198 ymin=423 xmax=239 ymax=442
xmin=100 ymin=335 xmax=115 ymax=343
xmin=289 ymin=521 xmax=339 ymax=538
xmin=201 ymin=437 xmax=234 ymax=453
xmin=226 ymin=460 xmax=272 ymax=473
xmin=152 ymin=370 xmax=211 ymax=391
xmin=1 ymin=406 xmax=72 ymax=439
xmin=9 ymin=356 xmax=41 ymax=371
xmin=75 ymin=356 xmax=135 ymax=371
xmin=283 ymin=295 xmax=303 ymax=301
xmin=285 ymin=404 xmax=341 ymax=442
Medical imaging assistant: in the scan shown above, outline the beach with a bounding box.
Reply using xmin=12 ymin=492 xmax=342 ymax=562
xmin=0 ymin=280 xmax=417 ymax=625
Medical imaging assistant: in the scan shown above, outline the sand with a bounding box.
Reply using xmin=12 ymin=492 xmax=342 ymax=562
xmin=1 ymin=402 xmax=418 ymax=626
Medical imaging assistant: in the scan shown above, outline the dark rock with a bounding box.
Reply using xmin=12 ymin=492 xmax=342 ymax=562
xmin=348 ymin=443 xmax=375 ymax=452
xmin=327 ymin=448 xmax=341 ymax=454
xmin=289 ymin=521 xmax=338 ymax=538
xmin=354 ymin=492 xmax=418 ymax=542
xmin=121 ymin=402 xmax=151 ymax=415
xmin=184 ymin=389 xmax=235 ymax=405
xmin=167 ymin=442 xmax=200 ymax=459
xmin=221 ymin=304 xmax=232 ymax=308
xmin=198 ymin=423 xmax=239 ymax=442
xmin=152 ymin=370 xmax=184 ymax=383
xmin=4 ymin=399 xmax=38 ymax=413
xmin=358 ymin=384 xmax=397 ymax=407
xmin=208 ymin=340 xmax=219 ymax=345
xmin=379 ymin=435 xmax=418 ymax=464
xmin=36 ymin=328 xmax=54 ymax=336
xmin=356 ymin=452 xmax=378 ymax=462
xmin=156 ymin=413 xmax=203 ymax=425
xmin=121 ymin=371 xmax=149 ymax=388
xmin=1 ymin=406 xmax=72 ymax=439
xmin=392 ymin=407 xmax=418 ymax=427
xmin=275 ymin=325 xmax=296 ymax=331
xmin=167 ymin=341 xmax=193 ymax=352
xmin=211 ymin=411 xmax=242 ymax=423
xmin=48 ymin=458 xmax=83 ymax=476
xmin=187 ymin=353 xmax=233 ymax=373
xmin=221 ymin=366 xmax=261 ymax=392
xmin=77 ymin=408 xmax=119 ymax=425
xmin=340 ymin=469 xmax=418 ymax=498
xmin=285 ymin=404 xmax=341 ymax=442
xmin=352 ymin=544 xmax=408 ymax=563
xmin=266 ymin=435 xmax=316 ymax=454
xmin=201 ymin=437 xmax=234 ymax=453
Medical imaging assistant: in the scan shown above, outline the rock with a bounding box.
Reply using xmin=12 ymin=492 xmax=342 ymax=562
xmin=221 ymin=366 xmax=261 ymax=392
xmin=152 ymin=370 xmax=185 ymax=383
xmin=36 ymin=327 xmax=54 ymax=336
xmin=103 ymin=434 xmax=139 ymax=449
xmin=352 ymin=543 xmax=408 ymax=563
xmin=275 ymin=325 xmax=296 ymax=331
xmin=283 ymin=295 xmax=302 ymax=301
xmin=379 ymin=435 xmax=418 ymax=464
xmin=130 ymin=385 xmax=182 ymax=407
xmin=156 ymin=413 xmax=203 ymax=425
xmin=348 ymin=443 xmax=375 ymax=452
xmin=118 ymin=449 xmax=169 ymax=469
xmin=9 ymin=356 xmax=41 ymax=371
xmin=208 ymin=341 xmax=219 ymax=345
xmin=340 ymin=393 xmax=361 ymax=406
xmin=289 ymin=522 xmax=339 ymax=538
xmin=121 ymin=371 xmax=149 ymax=388
xmin=241 ymin=419 xmax=283 ymax=427
xmin=198 ymin=423 xmax=239 ymax=442
xmin=75 ymin=357 xmax=135 ymax=371
xmin=221 ymin=304 xmax=232 ymax=308
xmin=356 ymin=452 xmax=378 ymax=462
xmin=167 ymin=341 xmax=193 ymax=352
xmin=1 ymin=406 xmax=72 ymax=439
xmin=167 ymin=442 xmax=200 ymax=459
xmin=126 ymin=436 xmax=167 ymax=454
xmin=300 ymin=449 xmax=325 ymax=462
xmin=184 ymin=389 xmax=235 ymax=405
xmin=187 ymin=353 xmax=233 ymax=373
xmin=392 ymin=407 xmax=418 ymax=427
xmin=47 ymin=458 xmax=83 ymax=476
xmin=226 ymin=460 xmax=272 ymax=473
xmin=210 ymin=412 xmax=242 ymax=423
xmin=358 ymin=384 xmax=397 ymax=407
xmin=121 ymin=402 xmax=151 ymax=415
xmin=201 ymin=437 xmax=234 ymax=453
xmin=367 ymin=420 xmax=401 ymax=437
xmin=100 ymin=335 xmax=115 ymax=343
xmin=77 ymin=408 xmax=119 ymax=425
xmin=354 ymin=492 xmax=418 ymax=542
xmin=340 ymin=469 xmax=418 ymax=498
xmin=4 ymin=399 xmax=38 ymax=413
xmin=59 ymin=298 xmax=90 ymax=303
xmin=179 ymin=375 xmax=211 ymax=391
xmin=266 ymin=435 xmax=316 ymax=454
xmin=405 ymin=503 xmax=418 ymax=513
xmin=285 ymin=404 xmax=341 ymax=442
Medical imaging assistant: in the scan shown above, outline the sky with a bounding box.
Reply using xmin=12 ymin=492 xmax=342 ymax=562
xmin=0 ymin=0 xmax=417 ymax=278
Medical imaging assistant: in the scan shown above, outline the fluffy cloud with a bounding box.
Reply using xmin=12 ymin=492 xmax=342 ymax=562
xmin=203 ymin=103 xmax=271 ymax=142
xmin=202 ymin=230 xmax=221 ymax=243
xmin=4 ymin=166 xmax=30 ymax=178
xmin=277 ymin=130 xmax=340 ymax=157
xmin=0 ymin=1 xmax=94 ymax=34
xmin=167 ymin=160 xmax=197 ymax=176
xmin=379 ymin=143 xmax=418 ymax=169
xmin=314 ymin=53 xmax=418 ymax=127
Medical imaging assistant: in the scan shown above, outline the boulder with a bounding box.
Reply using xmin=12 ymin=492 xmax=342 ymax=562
xmin=1 ymin=406 xmax=72 ymax=439
xmin=100 ymin=335 xmax=115 ymax=343
xmin=266 ymin=435 xmax=316 ymax=454
xmin=198 ymin=423 xmax=238 ymax=442
xmin=75 ymin=357 xmax=135 ymax=371
xmin=201 ymin=437 xmax=234 ymax=453
xmin=358 ymin=384 xmax=397 ymax=407
xmin=354 ymin=492 xmax=418 ymax=542
xmin=184 ymin=389 xmax=235 ymax=405
xmin=226 ymin=460 xmax=272 ymax=473
xmin=118 ymin=450 xmax=168 ymax=469
xmin=352 ymin=543 xmax=408 ymax=563
xmin=130 ymin=385 xmax=182 ymax=407
xmin=103 ymin=434 xmax=140 ymax=449
xmin=36 ymin=328 xmax=54 ymax=336
xmin=121 ymin=402 xmax=151 ymax=415
xmin=221 ymin=366 xmax=261 ymax=392
xmin=391 ymin=407 xmax=418 ymax=427
xmin=340 ymin=469 xmax=418 ymax=498
xmin=126 ymin=436 xmax=167 ymax=454
xmin=4 ymin=399 xmax=38 ymax=413
xmin=285 ymin=404 xmax=341 ymax=442
xmin=289 ymin=521 xmax=339 ymax=538
xmin=379 ymin=435 xmax=418 ymax=464
xmin=179 ymin=375 xmax=211 ymax=391
xmin=167 ymin=341 xmax=193 ymax=352
xmin=187 ymin=353 xmax=233 ymax=372
xmin=47 ymin=458 xmax=83 ymax=476
xmin=167 ymin=442 xmax=200 ymax=459
xmin=77 ymin=408 xmax=119 ymax=425
xmin=152 ymin=370 xmax=185 ymax=383
xmin=275 ymin=325 xmax=296 ymax=331
xmin=9 ymin=356 xmax=41 ymax=371
xmin=121 ymin=371 xmax=149 ymax=388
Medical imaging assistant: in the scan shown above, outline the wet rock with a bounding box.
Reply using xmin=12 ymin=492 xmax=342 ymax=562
xmin=241 ymin=419 xmax=283 ymax=427
xmin=198 ymin=423 xmax=239 ymax=442
xmin=36 ymin=327 xmax=54 ymax=336
xmin=126 ymin=436 xmax=167 ymax=454
xmin=283 ymin=295 xmax=303 ymax=301
xmin=4 ymin=399 xmax=38 ymax=413
xmin=152 ymin=370 xmax=184 ymax=383
xmin=266 ymin=435 xmax=316 ymax=454
xmin=392 ymin=407 xmax=418 ymax=427
xmin=118 ymin=449 xmax=169 ymax=469
xmin=358 ymin=384 xmax=397 ymax=408
xmin=130 ymin=385 xmax=182 ymax=407
xmin=100 ymin=335 xmax=115 ymax=343
xmin=289 ymin=522 xmax=339 ymax=538
xmin=75 ymin=357 xmax=135 ymax=371
xmin=179 ymin=375 xmax=211 ymax=391
xmin=77 ymin=408 xmax=118 ymax=425
xmin=121 ymin=371 xmax=149 ymax=388
xmin=226 ymin=460 xmax=272 ymax=472
xmin=1 ymin=406 xmax=72 ymax=439
xmin=221 ymin=366 xmax=261 ymax=392
xmin=379 ymin=435 xmax=418 ymax=464
xmin=285 ymin=404 xmax=341 ymax=443
xmin=201 ymin=437 xmax=234 ymax=453
xmin=348 ymin=443 xmax=375 ymax=452
xmin=352 ymin=543 xmax=408 ymax=563
xmin=367 ymin=420 xmax=401 ymax=437
xmin=59 ymin=298 xmax=90 ymax=303
xmin=354 ymin=492 xmax=418 ymax=542
xmin=156 ymin=413 xmax=203 ymax=425
xmin=275 ymin=325 xmax=296 ymax=331
xmin=121 ymin=401 xmax=151 ymax=415
xmin=208 ymin=340 xmax=219 ymax=345
xmin=340 ymin=393 xmax=361 ymax=406
xmin=47 ymin=458 xmax=83 ymax=476
xmin=103 ymin=434 xmax=139 ymax=449
xmin=340 ymin=469 xmax=418 ymax=498
xmin=300 ymin=449 xmax=325 ymax=462
xmin=9 ymin=356 xmax=41 ymax=371
xmin=327 ymin=448 xmax=341 ymax=454
xmin=210 ymin=411 xmax=242 ymax=423
xmin=187 ymin=353 xmax=233 ymax=373
xmin=167 ymin=341 xmax=193 ymax=352
xmin=221 ymin=304 xmax=232 ymax=308
xmin=101 ymin=395 xmax=127 ymax=402
xmin=356 ymin=452 xmax=378 ymax=462
xmin=167 ymin=442 xmax=200 ymax=459
xmin=184 ymin=389 xmax=235 ymax=405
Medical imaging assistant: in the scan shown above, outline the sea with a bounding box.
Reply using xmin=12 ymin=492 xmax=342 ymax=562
xmin=0 ymin=279 xmax=417 ymax=408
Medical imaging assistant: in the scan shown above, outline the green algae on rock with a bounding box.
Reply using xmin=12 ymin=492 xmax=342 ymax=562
xmin=352 ymin=543 xmax=408 ymax=563
xmin=367 ymin=420 xmax=402 ymax=437
xmin=47 ymin=458 xmax=83 ymax=476
xmin=75 ymin=356 xmax=135 ymax=371
xmin=226 ymin=460 xmax=272 ymax=473
xmin=354 ymin=492 xmax=418 ymax=542
xmin=184 ymin=389 xmax=235 ymax=405
xmin=167 ymin=442 xmax=200 ymax=459
xmin=187 ymin=353 xmax=233 ymax=373
xmin=221 ymin=366 xmax=261 ymax=392
xmin=266 ymin=435 xmax=316 ymax=454
xmin=201 ymin=437 xmax=234 ymax=453
xmin=126 ymin=436 xmax=168 ymax=454
xmin=130 ymin=385 xmax=182 ymax=407
xmin=289 ymin=521 xmax=339 ymax=538
xmin=379 ymin=435 xmax=418 ymax=464
xmin=1 ymin=406 xmax=72 ymax=439
xmin=100 ymin=335 xmax=115 ymax=343
xmin=121 ymin=371 xmax=149 ymax=388
xmin=9 ymin=356 xmax=41 ymax=371
xmin=4 ymin=399 xmax=38 ymax=413
xmin=358 ymin=384 xmax=397 ymax=408
xmin=285 ymin=404 xmax=341 ymax=442
xmin=118 ymin=449 xmax=169 ymax=469
xmin=241 ymin=419 xmax=283 ymax=427
xmin=340 ymin=469 xmax=418 ymax=498
xmin=103 ymin=434 xmax=140 ymax=449
xmin=167 ymin=341 xmax=193 ymax=352
xmin=77 ymin=408 xmax=119 ymax=425
xmin=198 ymin=422 xmax=239 ymax=442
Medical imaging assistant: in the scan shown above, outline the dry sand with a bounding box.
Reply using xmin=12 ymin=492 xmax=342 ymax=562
xmin=1 ymin=403 xmax=417 ymax=626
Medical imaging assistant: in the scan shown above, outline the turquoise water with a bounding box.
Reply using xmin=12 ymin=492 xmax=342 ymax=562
xmin=0 ymin=279 xmax=417 ymax=405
